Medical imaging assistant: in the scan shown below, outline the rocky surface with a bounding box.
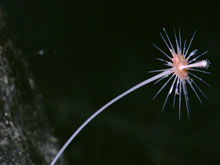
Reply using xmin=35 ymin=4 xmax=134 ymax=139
xmin=0 ymin=9 xmax=65 ymax=165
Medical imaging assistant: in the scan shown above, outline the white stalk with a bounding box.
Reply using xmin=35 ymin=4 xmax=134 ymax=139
xmin=50 ymin=70 xmax=172 ymax=165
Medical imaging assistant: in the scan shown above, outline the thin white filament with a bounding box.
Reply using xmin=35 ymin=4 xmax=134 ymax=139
xmin=184 ymin=31 xmax=196 ymax=56
xmin=160 ymin=32 xmax=173 ymax=53
xmin=186 ymin=49 xmax=198 ymax=60
xmin=153 ymin=74 xmax=174 ymax=99
xmin=156 ymin=58 xmax=170 ymax=64
xmin=183 ymin=40 xmax=187 ymax=55
xmin=178 ymin=29 xmax=182 ymax=53
xmin=179 ymin=81 xmax=182 ymax=120
xmin=188 ymin=72 xmax=211 ymax=87
xmin=162 ymin=76 xmax=177 ymax=111
xmin=173 ymin=78 xmax=180 ymax=108
xmin=163 ymin=28 xmax=175 ymax=52
xmin=182 ymin=81 xmax=190 ymax=119
xmin=151 ymin=43 xmax=171 ymax=60
xmin=189 ymin=68 xmax=211 ymax=74
xmin=188 ymin=50 xmax=209 ymax=64
xmin=191 ymin=79 xmax=207 ymax=99
xmin=187 ymin=79 xmax=203 ymax=105
xmin=50 ymin=70 xmax=172 ymax=165
xmin=173 ymin=28 xmax=180 ymax=53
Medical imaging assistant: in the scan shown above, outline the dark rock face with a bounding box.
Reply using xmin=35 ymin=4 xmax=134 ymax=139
xmin=0 ymin=9 xmax=65 ymax=165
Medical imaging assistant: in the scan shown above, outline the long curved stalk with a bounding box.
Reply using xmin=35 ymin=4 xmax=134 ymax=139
xmin=50 ymin=70 xmax=172 ymax=165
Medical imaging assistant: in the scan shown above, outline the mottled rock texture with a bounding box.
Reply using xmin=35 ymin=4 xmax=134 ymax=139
xmin=0 ymin=9 xmax=65 ymax=165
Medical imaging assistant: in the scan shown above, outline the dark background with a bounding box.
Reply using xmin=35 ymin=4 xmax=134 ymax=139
xmin=1 ymin=0 xmax=220 ymax=164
